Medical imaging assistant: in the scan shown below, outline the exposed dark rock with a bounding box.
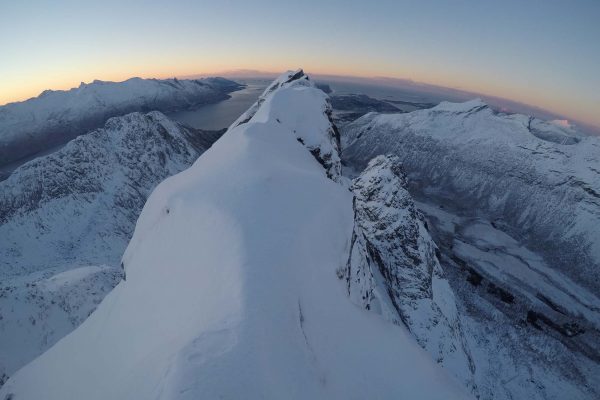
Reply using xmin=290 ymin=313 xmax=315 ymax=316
xmin=487 ymin=283 xmax=515 ymax=304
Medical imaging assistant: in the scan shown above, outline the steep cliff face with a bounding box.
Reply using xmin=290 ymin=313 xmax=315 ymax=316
xmin=345 ymin=154 xmax=476 ymax=393
xmin=341 ymin=100 xmax=600 ymax=399
xmin=0 ymin=111 xmax=220 ymax=382
xmin=0 ymin=76 xmax=242 ymax=171
xmin=0 ymin=72 xmax=469 ymax=400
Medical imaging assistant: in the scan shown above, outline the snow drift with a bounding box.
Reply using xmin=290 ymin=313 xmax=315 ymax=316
xmin=0 ymin=71 xmax=469 ymax=399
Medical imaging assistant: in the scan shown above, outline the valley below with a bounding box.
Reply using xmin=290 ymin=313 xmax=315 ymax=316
xmin=414 ymin=196 xmax=600 ymax=399
xmin=166 ymin=79 xmax=270 ymax=130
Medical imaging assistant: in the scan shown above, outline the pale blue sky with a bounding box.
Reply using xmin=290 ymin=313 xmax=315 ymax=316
xmin=1 ymin=0 xmax=599 ymax=126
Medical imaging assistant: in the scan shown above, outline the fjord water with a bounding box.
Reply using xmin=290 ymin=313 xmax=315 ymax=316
xmin=167 ymin=79 xmax=270 ymax=130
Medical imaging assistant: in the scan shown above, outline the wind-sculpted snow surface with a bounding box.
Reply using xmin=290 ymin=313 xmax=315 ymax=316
xmin=0 ymin=72 xmax=470 ymax=399
xmin=0 ymin=111 xmax=215 ymax=383
xmin=0 ymin=76 xmax=242 ymax=170
xmin=346 ymin=155 xmax=476 ymax=392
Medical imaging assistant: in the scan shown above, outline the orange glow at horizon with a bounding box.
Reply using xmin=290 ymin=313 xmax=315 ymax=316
xmin=2 ymin=60 xmax=598 ymax=131
xmin=2 ymin=0 xmax=598 ymax=132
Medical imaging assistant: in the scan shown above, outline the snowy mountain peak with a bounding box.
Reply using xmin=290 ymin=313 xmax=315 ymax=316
xmin=230 ymin=68 xmax=341 ymax=179
xmin=432 ymin=98 xmax=489 ymax=113
xmin=0 ymin=72 xmax=469 ymax=400
xmin=229 ymin=69 xmax=310 ymax=128
xmin=262 ymin=68 xmax=309 ymax=96
xmin=425 ymin=99 xmax=583 ymax=144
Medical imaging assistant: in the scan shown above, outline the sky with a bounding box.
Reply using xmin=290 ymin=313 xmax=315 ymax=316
xmin=1 ymin=0 xmax=599 ymax=128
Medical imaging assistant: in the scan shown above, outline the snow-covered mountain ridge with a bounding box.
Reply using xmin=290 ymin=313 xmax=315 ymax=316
xmin=0 ymin=111 xmax=220 ymax=384
xmin=342 ymin=100 xmax=600 ymax=399
xmin=0 ymin=76 xmax=242 ymax=173
xmin=0 ymin=71 xmax=470 ymax=399
xmin=343 ymin=99 xmax=600 ymax=293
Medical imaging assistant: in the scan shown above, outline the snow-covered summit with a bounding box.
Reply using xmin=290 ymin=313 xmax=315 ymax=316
xmin=0 ymin=76 xmax=242 ymax=171
xmin=0 ymin=72 xmax=469 ymax=399
xmin=431 ymin=98 xmax=489 ymax=113
xmin=231 ymin=69 xmax=341 ymax=179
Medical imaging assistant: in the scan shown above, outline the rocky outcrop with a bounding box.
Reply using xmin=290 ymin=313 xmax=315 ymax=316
xmin=345 ymin=154 xmax=476 ymax=392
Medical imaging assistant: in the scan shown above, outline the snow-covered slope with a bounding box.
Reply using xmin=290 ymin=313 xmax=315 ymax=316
xmin=230 ymin=69 xmax=342 ymax=179
xmin=0 ymin=76 xmax=242 ymax=171
xmin=0 ymin=111 xmax=218 ymax=383
xmin=341 ymin=100 xmax=600 ymax=399
xmin=0 ymin=71 xmax=469 ymax=399
xmin=343 ymin=99 xmax=600 ymax=293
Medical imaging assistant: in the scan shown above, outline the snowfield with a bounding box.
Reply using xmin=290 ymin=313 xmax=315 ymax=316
xmin=0 ymin=71 xmax=470 ymax=399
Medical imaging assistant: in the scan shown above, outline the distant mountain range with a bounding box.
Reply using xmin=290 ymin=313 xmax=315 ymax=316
xmin=0 ymin=76 xmax=242 ymax=176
